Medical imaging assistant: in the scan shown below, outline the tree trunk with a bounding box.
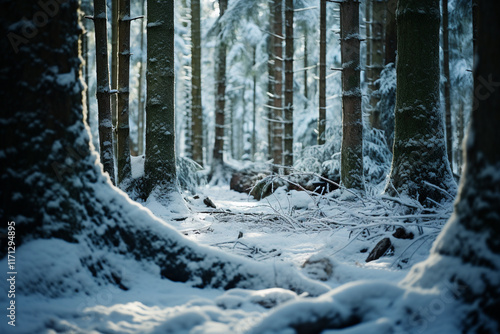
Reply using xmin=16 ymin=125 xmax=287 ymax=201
xmin=93 ymin=0 xmax=116 ymax=184
xmin=384 ymin=0 xmax=397 ymax=66
xmin=252 ymin=47 xmax=257 ymax=162
xmin=191 ymin=0 xmax=203 ymax=167
xmin=116 ymin=0 xmax=132 ymax=184
xmin=368 ymin=0 xmax=385 ymax=130
xmin=137 ymin=0 xmax=146 ymax=156
xmin=111 ymin=0 xmax=119 ymax=161
xmin=303 ymin=25 xmax=309 ymax=109
xmin=212 ymin=0 xmax=228 ymax=173
xmin=385 ymin=0 xmax=456 ymax=204
xmin=145 ymin=0 xmax=177 ymax=197
xmin=272 ymin=0 xmax=283 ymax=171
xmin=456 ymin=100 xmax=464 ymax=175
xmin=442 ymin=0 xmax=452 ymax=169
xmin=82 ymin=0 xmax=91 ymax=121
xmin=340 ymin=0 xmax=364 ymax=190
xmin=365 ymin=0 xmax=372 ymax=97
xmin=283 ymin=0 xmax=294 ymax=169
xmin=404 ymin=3 xmax=500 ymax=331
xmin=318 ymin=0 xmax=326 ymax=145
xmin=267 ymin=10 xmax=275 ymax=160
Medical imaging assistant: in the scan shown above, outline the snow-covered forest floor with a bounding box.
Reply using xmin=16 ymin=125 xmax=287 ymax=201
xmin=0 ymin=180 xmax=454 ymax=334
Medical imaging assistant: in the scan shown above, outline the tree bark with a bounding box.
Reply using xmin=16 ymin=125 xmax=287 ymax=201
xmin=385 ymin=0 xmax=456 ymax=204
xmin=384 ymin=0 xmax=397 ymax=66
xmin=93 ymin=0 xmax=116 ymax=184
xmin=212 ymin=0 xmax=228 ymax=173
xmin=191 ymin=0 xmax=203 ymax=167
xmin=111 ymin=0 xmax=119 ymax=161
xmin=145 ymin=0 xmax=177 ymax=196
xmin=442 ymin=0 xmax=452 ymax=169
xmin=303 ymin=25 xmax=309 ymax=109
xmin=318 ymin=0 xmax=326 ymax=145
xmin=404 ymin=2 xmax=500 ymax=331
xmin=267 ymin=24 xmax=274 ymax=160
xmin=272 ymin=0 xmax=283 ymax=171
xmin=117 ymin=0 xmax=132 ymax=184
xmin=252 ymin=46 xmax=257 ymax=162
xmin=368 ymin=0 xmax=385 ymax=130
xmin=340 ymin=0 xmax=364 ymax=190
xmin=283 ymin=0 xmax=294 ymax=169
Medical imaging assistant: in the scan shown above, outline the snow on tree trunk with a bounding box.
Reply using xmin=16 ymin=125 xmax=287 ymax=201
xmin=191 ymin=0 xmax=204 ymax=167
xmin=117 ymin=0 xmax=132 ymax=185
xmin=93 ymin=0 xmax=116 ymax=185
xmin=267 ymin=19 xmax=275 ymax=160
xmin=283 ymin=0 xmax=294 ymax=170
xmin=318 ymin=0 xmax=327 ymax=146
xmin=340 ymin=0 xmax=364 ymax=190
xmin=145 ymin=0 xmax=177 ymax=197
xmin=385 ymin=0 xmax=456 ymax=204
xmin=0 ymin=0 xmax=328 ymax=298
xmin=252 ymin=46 xmax=257 ymax=162
xmin=212 ymin=0 xmax=228 ymax=174
xmin=272 ymin=0 xmax=284 ymax=172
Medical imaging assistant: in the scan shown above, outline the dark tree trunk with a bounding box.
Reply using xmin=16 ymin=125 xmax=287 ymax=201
xmin=318 ymin=0 xmax=327 ymax=145
xmin=368 ymin=0 xmax=385 ymax=130
xmin=145 ymin=0 xmax=177 ymax=196
xmin=385 ymin=0 xmax=456 ymax=204
xmin=272 ymin=0 xmax=284 ymax=171
xmin=267 ymin=21 xmax=274 ymax=160
xmin=252 ymin=47 xmax=257 ymax=162
xmin=384 ymin=0 xmax=397 ymax=66
xmin=442 ymin=0 xmax=452 ymax=169
xmin=303 ymin=25 xmax=309 ymax=109
xmin=212 ymin=0 xmax=228 ymax=173
xmin=93 ymin=0 xmax=116 ymax=184
xmin=191 ymin=0 xmax=203 ymax=167
xmin=117 ymin=0 xmax=132 ymax=184
xmin=283 ymin=0 xmax=294 ymax=169
xmin=340 ymin=0 xmax=364 ymax=190
xmin=111 ymin=0 xmax=119 ymax=161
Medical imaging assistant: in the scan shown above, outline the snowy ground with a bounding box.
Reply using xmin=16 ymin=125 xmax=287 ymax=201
xmin=0 ymin=183 xmax=453 ymax=334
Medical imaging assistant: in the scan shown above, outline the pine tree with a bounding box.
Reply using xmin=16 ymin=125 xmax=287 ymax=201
xmin=212 ymin=0 xmax=228 ymax=175
xmin=385 ymin=0 xmax=456 ymax=204
xmin=92 ymin=0 xmax=116 ymax=184
xmin=367 ymin=0 xmax=385 ymax=130
xmin=191 ymin=0 xmax=204 ymax=167
xmin=340 ymin=0 xmax=364 ymax=190
xmin=116 ymin=0 xmax=132 ymax=184
xmin=318 ymin=0 xmax=326 ymax=145
xmin=283 ymin=0 xmax=294 ymax=169
xmin=442 ymin=0 xmax=452 ymax=169
xmin=271 ymin=0 xmax=284 ymax=171
xmin=145 ymin=0 xmax=177 ymax=197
